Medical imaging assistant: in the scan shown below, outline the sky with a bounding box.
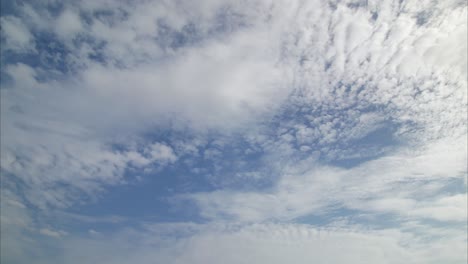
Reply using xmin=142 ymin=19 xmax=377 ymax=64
xmin=0 ymin=0 xmax=467 ymax=263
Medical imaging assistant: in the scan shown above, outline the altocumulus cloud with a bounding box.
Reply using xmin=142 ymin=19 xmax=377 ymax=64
xmin=0 ymin=0 xmax=466 ymax=263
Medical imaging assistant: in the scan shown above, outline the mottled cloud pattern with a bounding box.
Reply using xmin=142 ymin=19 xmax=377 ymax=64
xmin=1 ymin=0 xmax=466 ymax=263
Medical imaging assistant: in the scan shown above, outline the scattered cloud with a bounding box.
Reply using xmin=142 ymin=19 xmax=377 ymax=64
xmin=1 ymin=0 xmax=466 ymax=263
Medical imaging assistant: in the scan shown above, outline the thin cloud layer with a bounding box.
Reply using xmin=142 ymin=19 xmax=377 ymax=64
xmin=1 ymin=0 xmax=466 ymax=263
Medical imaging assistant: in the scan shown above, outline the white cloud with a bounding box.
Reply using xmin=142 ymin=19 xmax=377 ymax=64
xmin=0 ymin=16 xmax=35 ymax=52
xmin=1 ymin=0 xmax=466 ymax=263
xmin=411 ymin=194 xmax=468 ymax=222
xmin=189 ymin=136 xmax=467 ymax=223
xmin=1 ymin=80 xmax=178 ymax=208
xmin=39 ymin=228 xmax=68 ymax=238
xmin=3 ymin=221 xmax=467 ymax=264
xmin=125 ymin=143 xmax=177 ymax=168
xmin=55 ymin=9 xmax=83 ymax=39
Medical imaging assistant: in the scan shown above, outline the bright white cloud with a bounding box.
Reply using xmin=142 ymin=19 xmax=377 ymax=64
xmin=55 ymin=9 xmax=83 ymax=39
xmin=0 ymin=15 xmax=35 ymax=52
xmin=0 ymin=0 xmax=466 ymax=263
xmin=189 ymin=137 xmax=467 ymax=223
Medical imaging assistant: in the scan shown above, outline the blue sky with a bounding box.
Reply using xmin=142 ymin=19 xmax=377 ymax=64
xmin=1 ymin=0 xmax=467 ymax=263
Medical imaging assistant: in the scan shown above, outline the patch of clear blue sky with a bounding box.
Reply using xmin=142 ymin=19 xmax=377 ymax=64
xmin=331 ymin=124 xmax=399 ymax=168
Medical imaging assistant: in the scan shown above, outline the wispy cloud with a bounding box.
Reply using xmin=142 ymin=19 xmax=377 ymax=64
xmin=1 ymin=0 xmax=466 ymax=263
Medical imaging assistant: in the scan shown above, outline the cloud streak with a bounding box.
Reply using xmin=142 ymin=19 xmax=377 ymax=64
xmin=1 ymin=0 xmax=466 ymax=263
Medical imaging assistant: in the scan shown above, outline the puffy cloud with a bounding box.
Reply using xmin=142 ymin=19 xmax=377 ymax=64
xmin=0 ymin=15 xmax=35 ymax=52
xmin=0 ymin=0 xmax=466 ymax=263
xmin=55 ymin=9 xmax=83 ymax=39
